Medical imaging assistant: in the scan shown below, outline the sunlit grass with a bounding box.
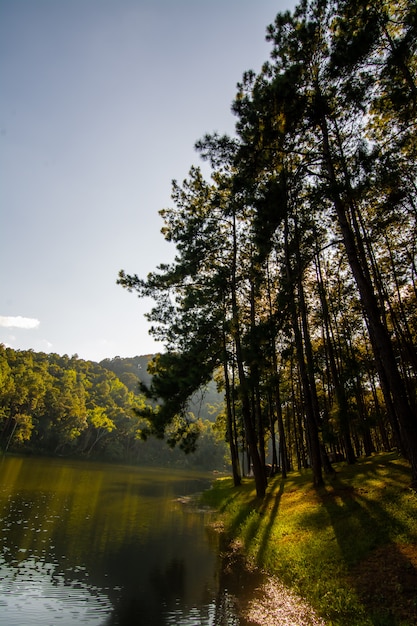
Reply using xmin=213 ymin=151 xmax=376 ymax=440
xmin=202 ymin=453 xmax=417 ymax=625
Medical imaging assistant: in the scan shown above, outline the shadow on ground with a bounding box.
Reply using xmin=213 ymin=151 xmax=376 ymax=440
xmin=316 ymin=460 xmax=417 ymax=625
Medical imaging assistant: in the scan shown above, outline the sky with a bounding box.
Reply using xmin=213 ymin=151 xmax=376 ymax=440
xmin=1 ymin=0 xmax=296 ymax=363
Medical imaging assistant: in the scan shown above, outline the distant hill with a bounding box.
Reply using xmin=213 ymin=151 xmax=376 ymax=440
xmin=99 ymin=355 xmax=153 ymax=391
xmin=100 ymin=355 xmax=224 ymax=422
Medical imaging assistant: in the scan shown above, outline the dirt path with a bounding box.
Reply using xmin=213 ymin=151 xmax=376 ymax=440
xmin=219 ymin=537 xmax=326 ymax=626
xmin=239 ymin=577 xmax=326 ymax=626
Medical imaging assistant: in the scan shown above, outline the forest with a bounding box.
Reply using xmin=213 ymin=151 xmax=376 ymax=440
xmin=0 ymin=346 xmax=227 ymax=470
xmin=118 ymin=0 xmax=417 ymax=498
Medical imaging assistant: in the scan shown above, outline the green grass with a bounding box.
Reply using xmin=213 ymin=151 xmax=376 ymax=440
xmin=202 ymin=453 xmax=417 ymax=625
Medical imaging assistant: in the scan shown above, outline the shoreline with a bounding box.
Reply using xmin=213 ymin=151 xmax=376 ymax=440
xmin=202 ymin=454 xmax=417 ymax=625
xmin=215 ymin=528 xmax=326 ymax=626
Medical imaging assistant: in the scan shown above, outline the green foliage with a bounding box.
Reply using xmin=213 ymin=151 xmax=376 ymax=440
xmin=0 ymin=346 xmax=130 ymax=458
xmin=0 ymin=345 xmax=228 ymax=471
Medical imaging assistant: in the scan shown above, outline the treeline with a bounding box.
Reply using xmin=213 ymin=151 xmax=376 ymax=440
xmin=0 ymin=346 xmax=228 ymax=470
xmin=119 ymin=0 xmax=417 ymax=496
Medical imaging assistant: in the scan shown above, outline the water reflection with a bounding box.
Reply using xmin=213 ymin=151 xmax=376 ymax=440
xmin=0 ymin=456 xmax=240 ymax=625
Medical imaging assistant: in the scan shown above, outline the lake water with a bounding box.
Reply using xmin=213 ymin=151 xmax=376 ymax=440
xmin=0 ymin=456 xmax=243 ymax=626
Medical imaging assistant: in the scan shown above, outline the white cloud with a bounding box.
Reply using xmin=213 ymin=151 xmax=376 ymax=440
xmin=0 ymin=316 xmax=40 ymax=329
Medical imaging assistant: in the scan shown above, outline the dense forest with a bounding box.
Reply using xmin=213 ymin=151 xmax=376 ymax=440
xmin=118 ymin=0 xmax=417 ymax=497
xmin=0 ymin=346 xmax=227 ymax=470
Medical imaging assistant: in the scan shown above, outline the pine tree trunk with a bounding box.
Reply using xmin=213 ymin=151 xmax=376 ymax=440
xmin=315 ymin=251 xmax=356 ymax=464
xmin=318 ymin=104 xmax=417 ymax=488
xmin=284 ymin=214 xmax=323 ymax=487
xmin=231 ymin=211 xmax=266 ymax=498
xmin=222 ymin=326 xmax=241 ymax=487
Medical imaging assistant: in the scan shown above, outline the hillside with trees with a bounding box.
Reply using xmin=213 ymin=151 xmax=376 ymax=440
xmin=118 ymin=0 xmax=417 ymax=496
xmin=100 ymin=355 xmax=223 ymax=420
xmin=0 ymin=345 xmax=228 ymax=470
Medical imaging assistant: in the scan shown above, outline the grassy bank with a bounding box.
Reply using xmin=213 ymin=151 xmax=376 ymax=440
xmin=202 ymin=453 xmax=417 ymax=626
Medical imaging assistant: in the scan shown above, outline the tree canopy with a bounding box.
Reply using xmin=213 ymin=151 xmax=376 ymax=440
xmin=119 ymin=0 xmax=417 ymax=494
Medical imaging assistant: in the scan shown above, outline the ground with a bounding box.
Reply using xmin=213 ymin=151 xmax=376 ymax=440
xmin=220 ymin=534 xmax=417 ymax=625
xmin=240 ymin=577 xmax=326 ymax=626
xmin=220 ymin=536 xmax=326 ymax=626
xmin=351 ymin=543 xmax=417 ymax=624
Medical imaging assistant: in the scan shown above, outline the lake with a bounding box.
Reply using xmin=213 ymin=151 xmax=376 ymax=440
xmin=0 ymin=455 xmax=244 ymax=626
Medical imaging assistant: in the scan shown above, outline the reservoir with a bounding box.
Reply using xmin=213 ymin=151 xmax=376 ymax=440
xmin=0 ymin=455 xmax=241 ymax=625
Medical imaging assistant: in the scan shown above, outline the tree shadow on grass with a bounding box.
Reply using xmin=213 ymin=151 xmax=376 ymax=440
xmin=315 ymin=466 xmax=417 ymax=625
xmin=215 ymin=478 xmax=327 ymax=626
xmin=255 ymin=479 xmax=285 ymax=566
xmin=227 ymin=477 xmax=285 ymax=560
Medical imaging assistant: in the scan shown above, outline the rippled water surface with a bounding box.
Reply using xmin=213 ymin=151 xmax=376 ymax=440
xmin=0 ymin=456 xmax=240 ymax=625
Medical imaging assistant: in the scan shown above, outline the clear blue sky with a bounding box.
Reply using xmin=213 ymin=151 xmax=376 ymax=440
xmin=1 ymin=0 xmax=296 ymax=362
